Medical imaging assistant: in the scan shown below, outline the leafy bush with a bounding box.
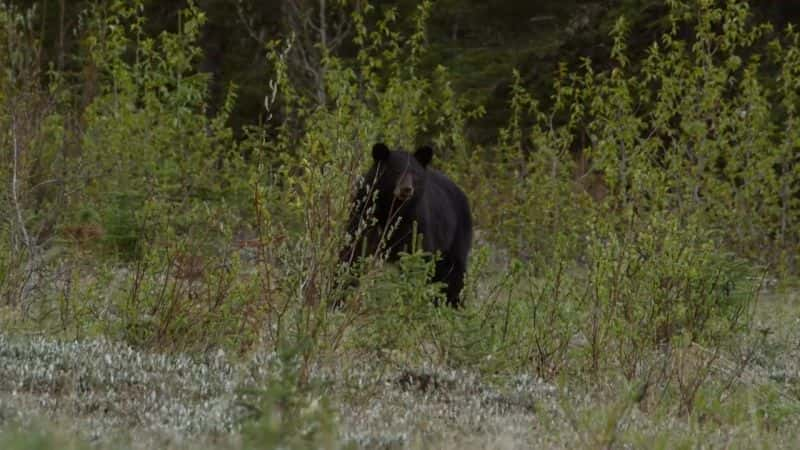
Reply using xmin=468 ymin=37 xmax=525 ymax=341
xmin=239 ymin=349 xmax=341 ymax=450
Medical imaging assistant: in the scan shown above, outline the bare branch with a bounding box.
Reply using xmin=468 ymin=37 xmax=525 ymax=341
xmin=235 ymin=0 xmax=268 ymax=46
xmin=283 ymin=0 xmax=355 ymax=105
xmin=11 ymin=116 xmax=32 ymax=252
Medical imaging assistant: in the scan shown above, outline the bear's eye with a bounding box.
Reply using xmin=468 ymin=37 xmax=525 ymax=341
xmin=379 ymin=164 xmax=404 ymax=176
xmin=396 ymin=159 xmax=416 ymax=173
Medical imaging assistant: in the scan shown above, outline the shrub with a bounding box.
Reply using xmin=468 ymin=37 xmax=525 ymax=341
xmin=0 ymin=1 xmax=790 ymax=433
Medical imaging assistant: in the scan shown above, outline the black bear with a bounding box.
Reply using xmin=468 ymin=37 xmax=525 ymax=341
xmin=340 ymin=143 xmax=472 ymax=307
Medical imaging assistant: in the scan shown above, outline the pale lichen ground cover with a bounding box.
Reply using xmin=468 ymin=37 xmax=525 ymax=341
xmin=0 ymin=331 xmax=564 ymax=449
xmin=2 ymin=291 xmax=800 ymax=449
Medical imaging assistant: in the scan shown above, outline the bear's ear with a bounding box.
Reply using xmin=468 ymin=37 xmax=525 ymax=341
xmin=414 ymin=145 xmax=433 ymax=167
xmin=372 ymin=143 xmax=390 ymax=161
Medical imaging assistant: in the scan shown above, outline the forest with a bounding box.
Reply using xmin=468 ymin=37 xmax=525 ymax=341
xmin=1 ymin=0 xmax=800 ymax=448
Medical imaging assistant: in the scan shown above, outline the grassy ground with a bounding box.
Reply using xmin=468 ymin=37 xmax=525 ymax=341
xmin=2 ymin=283 xmax=800 ymax=449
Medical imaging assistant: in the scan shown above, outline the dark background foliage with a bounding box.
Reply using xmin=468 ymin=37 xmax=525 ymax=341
xmin=20 ymin=0 xmax=800 ymax=139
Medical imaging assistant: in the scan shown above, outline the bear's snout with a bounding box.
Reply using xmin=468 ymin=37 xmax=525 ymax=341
xmin=394 ymin=173 xmax=415 ymax=201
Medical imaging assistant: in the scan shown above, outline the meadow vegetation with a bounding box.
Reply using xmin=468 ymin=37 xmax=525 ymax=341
xmin=1 ymin=0 xmax=800 ymax=448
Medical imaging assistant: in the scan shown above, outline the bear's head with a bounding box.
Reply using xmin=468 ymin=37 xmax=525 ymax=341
xmin=370 ymin=143 xmax=433 ymax=204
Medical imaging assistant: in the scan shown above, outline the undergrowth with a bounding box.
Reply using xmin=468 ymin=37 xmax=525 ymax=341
xmin=0 ymin=0 xmax=798 ymax=447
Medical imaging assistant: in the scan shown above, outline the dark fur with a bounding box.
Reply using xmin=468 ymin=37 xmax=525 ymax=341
xmin=341 ymin=143 xmax=472 ymax=307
